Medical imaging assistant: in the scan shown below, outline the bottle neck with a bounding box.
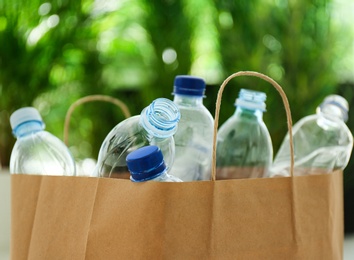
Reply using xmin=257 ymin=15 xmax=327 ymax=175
xmin=139 ymin=98 xmax=180 ymax=138
xmin=151 ymin=171 xmax=168 ymax=181
xmin=235 ymin=106 xmax=264 ymax=121
xmin=173 ymin=94 xmax=204 ymax=107
xmin=13 ymin=121 xmax=45 ymax=138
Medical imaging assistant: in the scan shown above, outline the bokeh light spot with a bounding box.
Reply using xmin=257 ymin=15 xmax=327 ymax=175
xmin=38 ymin=3 xmax=52 ymax=16
xmin=47 ymin=15 xmax=60 ymax=28
xmin=162 ymin=48 xmax=177 ymax=64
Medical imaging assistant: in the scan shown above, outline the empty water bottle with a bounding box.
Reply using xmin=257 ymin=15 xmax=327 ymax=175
xmin=127 ymin=145 xmax=182 ymax=182
xmin=94 ymin=98 xmax=180 ymax=178
xmin=169 ymin=75 xmax=214 ymax=181
xmin=9 ymin=107 xmax=76 ymax=176
xmin=216 ymin=89 xmax=273 ymax=179
xmin=270 ymin=94 xmax=353 ymax=177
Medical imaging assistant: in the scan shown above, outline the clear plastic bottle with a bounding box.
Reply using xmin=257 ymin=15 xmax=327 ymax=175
xmin=9 ymin=107 xmax=76 ymax=176
xmin=169 ymin=75 xmax=214 ymax=181
xmin=126 ymin=145 xmax=182 ymax=182
xmin=216 ymin=89 xmax=273 ymax=179
xmin=270 ymin=94 xmax=353 ymax=177
xmin=94 ymin=98 xmax=180 ymax=178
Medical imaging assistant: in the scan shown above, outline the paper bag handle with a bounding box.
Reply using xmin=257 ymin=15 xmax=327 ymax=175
xmin=211 ymin=71 xmax=294 ymax=181
xmin=63 ymin=95 xmax=131 ymax=146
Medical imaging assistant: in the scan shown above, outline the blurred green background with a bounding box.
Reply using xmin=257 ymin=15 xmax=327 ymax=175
xmin=1 ymin=0 xmax=354 ymax=232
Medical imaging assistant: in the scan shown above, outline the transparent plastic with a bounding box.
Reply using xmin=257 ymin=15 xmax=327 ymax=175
xmin=94 ymin=98 xmax=180 ymax=178
xmin=170 ymin=76 xmax=214 ymax=181
xmin=216 ymin=89 xmax=273 ymax=179
xmin=149 ymin=172 xmax=182 ymax=182
xmin=270 ymin=95 xmax=353 ymax=177
xmin=9 ymin=107 xmax=76 ymax=176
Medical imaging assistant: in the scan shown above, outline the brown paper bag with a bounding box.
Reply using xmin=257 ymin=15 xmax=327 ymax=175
xmin=11 ymin=72 xmax=344 ymax=259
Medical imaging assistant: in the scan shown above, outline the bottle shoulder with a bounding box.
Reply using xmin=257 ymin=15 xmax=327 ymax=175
xmin=293 ymin=114 xmax=351 ymax=135
xmin=111 ymin=115 xmax=140 ymax=131
xmin=175 ymin=108 xmax=214 ymax=140
xmin=13 ymin=131 xmax=71 ymax=152
xmin=103 ymin=116 xmax=141 ymax=140
xmin=218 ymin=113 xmax=268 ymax=132
xmin=97 ymin=115 xmax=175 ymax=165
xmin=277 ymin=114 xmax=354 ymax=152
xmin=178 ymin=106 xmax=213 ymax=122
xmin=178 ymin=103 xmax=212 ymax=113
xmin=10 ymin=130 xmax=75 ymax=175
xmin=99 ymin=117 xmax=144 ymax=151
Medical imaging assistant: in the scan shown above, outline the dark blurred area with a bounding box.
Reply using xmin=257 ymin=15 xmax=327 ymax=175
xmin=0 ymin=0 xmax=353 ymax=233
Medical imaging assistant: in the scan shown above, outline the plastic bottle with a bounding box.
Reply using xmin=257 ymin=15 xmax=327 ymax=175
xmin=216 ymin=89 xmax=273 ymax=179
xmin=270 ymin=94 xmax=353 ymax=177
xmin=169 ymin=75 xmax=214 ymax=181
xmin=126 ymin=145 xmax=182 ymax=182
xmin=94 ymin=98 xmax=180 ymax=178
xmin=9 ymin=107 xmax=76 ymax=176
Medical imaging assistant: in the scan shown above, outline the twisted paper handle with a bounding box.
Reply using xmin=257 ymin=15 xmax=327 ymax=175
xmin=211 ymin=71 xmax=294 ymax=181
xmin=63 ymin=95 xmax=131 ymax=146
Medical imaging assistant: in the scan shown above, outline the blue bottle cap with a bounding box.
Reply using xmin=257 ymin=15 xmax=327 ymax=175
xmin=172 ymin=75 xmax=206 ymax=97
xmin=126 ymin=145 xmax=166 ymax=182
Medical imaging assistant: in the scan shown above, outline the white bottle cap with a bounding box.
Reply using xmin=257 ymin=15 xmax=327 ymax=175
xmin=320 ymin=95 xmax=349 ymax=122
xmin=10 ymin=107 xmax=43 ymax=130
xmin=323 ymin=95 xmax=349 ymax=111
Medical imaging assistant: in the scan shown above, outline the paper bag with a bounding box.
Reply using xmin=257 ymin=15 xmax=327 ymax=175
xmin=11 ymin=71 xmax=344 ymax=259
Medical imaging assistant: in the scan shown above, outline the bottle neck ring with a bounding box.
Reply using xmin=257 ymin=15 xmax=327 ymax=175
xmin=130 ymin=163 xmax=166 ymax=182
xmin=235 ymin=107 xmax=264 ymax=119
xmin=173 ymin=94 xmax=204 ymax=106
xmin=13 ymin=120 xmax=45 ymax=138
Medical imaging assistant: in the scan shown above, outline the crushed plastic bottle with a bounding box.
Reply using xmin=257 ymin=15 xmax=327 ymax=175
xmin=270 ymin=94 xmax=353 ymax=177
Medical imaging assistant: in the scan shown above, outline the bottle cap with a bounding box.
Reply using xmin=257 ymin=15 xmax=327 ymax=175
xmin=172 ymin=75 xmax=206 ymax=97
xmin=126 ymin=145 xmax=166 ymax=182
xmin=320 ymin=94 xmax=349 ymax=122
xmin=10 ymin=107 xmax=44 ymax=130
xmin=235 ymin=89 xmax=266 ymax=111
